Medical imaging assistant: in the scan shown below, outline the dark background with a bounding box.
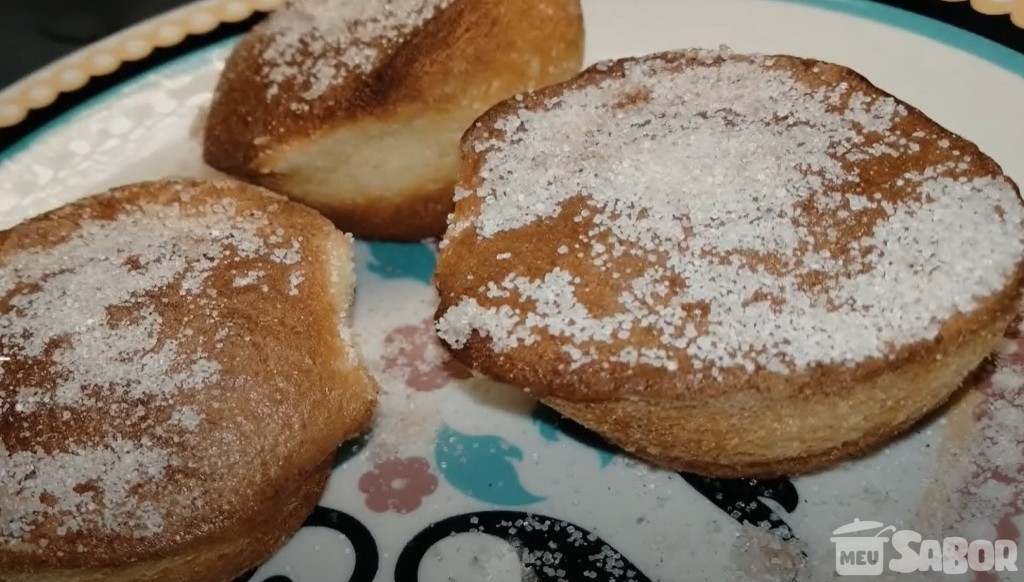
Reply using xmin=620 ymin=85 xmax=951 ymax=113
xmin=0 ymin=0 xmax=194 ymax=88
xmin=0 ymin=0 xmax=1021 ymax=89
xmin=0 ymin=0 xmax=1020 ymax=152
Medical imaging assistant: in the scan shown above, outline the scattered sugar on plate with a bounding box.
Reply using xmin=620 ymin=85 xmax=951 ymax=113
xmin=728 ymin=522 xmax=812 ymax=582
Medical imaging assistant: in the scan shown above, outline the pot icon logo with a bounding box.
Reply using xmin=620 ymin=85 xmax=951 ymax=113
xmin=832 ymin=518 xmax=897 ymax=576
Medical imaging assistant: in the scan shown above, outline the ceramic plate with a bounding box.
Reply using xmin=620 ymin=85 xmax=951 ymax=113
xmin=2 ymin=1 xmax=1024 ymax=581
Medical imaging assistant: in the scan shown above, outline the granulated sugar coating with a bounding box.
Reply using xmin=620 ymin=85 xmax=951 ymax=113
xmin=436 ymin=47 xmax=1024 ymax=385
xmin=0 ymin=180 xmax=312 ymax=546
xmin=259 ymin=0 xmax=454 ymax=101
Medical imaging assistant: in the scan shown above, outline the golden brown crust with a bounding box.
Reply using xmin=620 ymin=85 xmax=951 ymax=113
xmin=261 ymin=175 xmax=453 ymax=242
xmin=0 ymin=457 xmax=332 ymax=582
xmin=0 ymin=178 xmax=378 ymax=576
xmin=436 ymin=260 xmax=1024 ymax=405
xmin=202 ymin=0 xmax=586 ymax=241
xmin=433 ymin=49 xmax=1024 ymax=477
xmin=543 ymin=305 xmax=1016 ymax=478
xmin=436 ymin=50 xmax=1024 ymax=403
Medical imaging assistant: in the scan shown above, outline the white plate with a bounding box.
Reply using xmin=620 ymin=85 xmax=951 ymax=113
xmin=2 ymin=1 xmax=1024 ymax=581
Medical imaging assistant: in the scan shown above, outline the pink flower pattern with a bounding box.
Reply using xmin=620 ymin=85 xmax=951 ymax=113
xmin=949 ymin=320 xmax=1024 ymax=582
xmin=358 ymin=456 xmax=438 ymax=514
xmin=381 ymin=317 xmax=471 ymax=391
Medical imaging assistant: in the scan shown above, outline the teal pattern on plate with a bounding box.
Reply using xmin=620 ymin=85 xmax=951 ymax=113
xmin=362 ymin=241 xmax=436 ymax=283
xmin=434 ymin=423 xmax=547 ymax=506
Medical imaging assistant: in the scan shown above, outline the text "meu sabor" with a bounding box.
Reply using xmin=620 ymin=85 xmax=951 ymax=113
xmin=831 ymin=519 xmax=1018 ymax=576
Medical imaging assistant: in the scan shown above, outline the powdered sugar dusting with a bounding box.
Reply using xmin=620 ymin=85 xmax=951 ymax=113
xmin=0 ymin=183 xmax=306 ymax=543
xmin=259 ymin=0 xmax=454 ymax=101
xmin=437 ymin=48 xmax=1024 ymax=379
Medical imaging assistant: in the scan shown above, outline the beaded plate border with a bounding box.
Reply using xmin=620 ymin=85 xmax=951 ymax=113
xmin=0 ymin=0 xmax=1022 ymax=131
xmin=0 ymin=0 xmax=285 ymax=129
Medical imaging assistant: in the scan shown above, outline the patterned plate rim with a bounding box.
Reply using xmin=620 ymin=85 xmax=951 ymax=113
xmin=0 ymin=0 xmax=1022 ymax=134
xmin=0 ymin=1 xmax=1023 ymax=579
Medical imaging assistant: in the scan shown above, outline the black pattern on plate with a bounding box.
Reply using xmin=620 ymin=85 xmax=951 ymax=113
xmin=534 ymin=404 xmax=804 ymax=541
xmin=678 ymin=473 xmax=801 ymax=539
xmin=237 ymin=505 xmax=379 ymax=582
xmin=229 ymin=410 xmax=803 ymax=582
xmin=394 ymin=510 xmax=654 ymax=581
xmin=235 ymin=410 xmax=802 ymax=580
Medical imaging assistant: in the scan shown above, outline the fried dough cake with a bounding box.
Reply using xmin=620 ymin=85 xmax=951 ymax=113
xmin=203 ymin=0 xmax=585 ymax=241
xmin=0 ymin=179 xmax=378 ymax=581
xmin=433 ymin=47 xmax=1024 ymax=478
